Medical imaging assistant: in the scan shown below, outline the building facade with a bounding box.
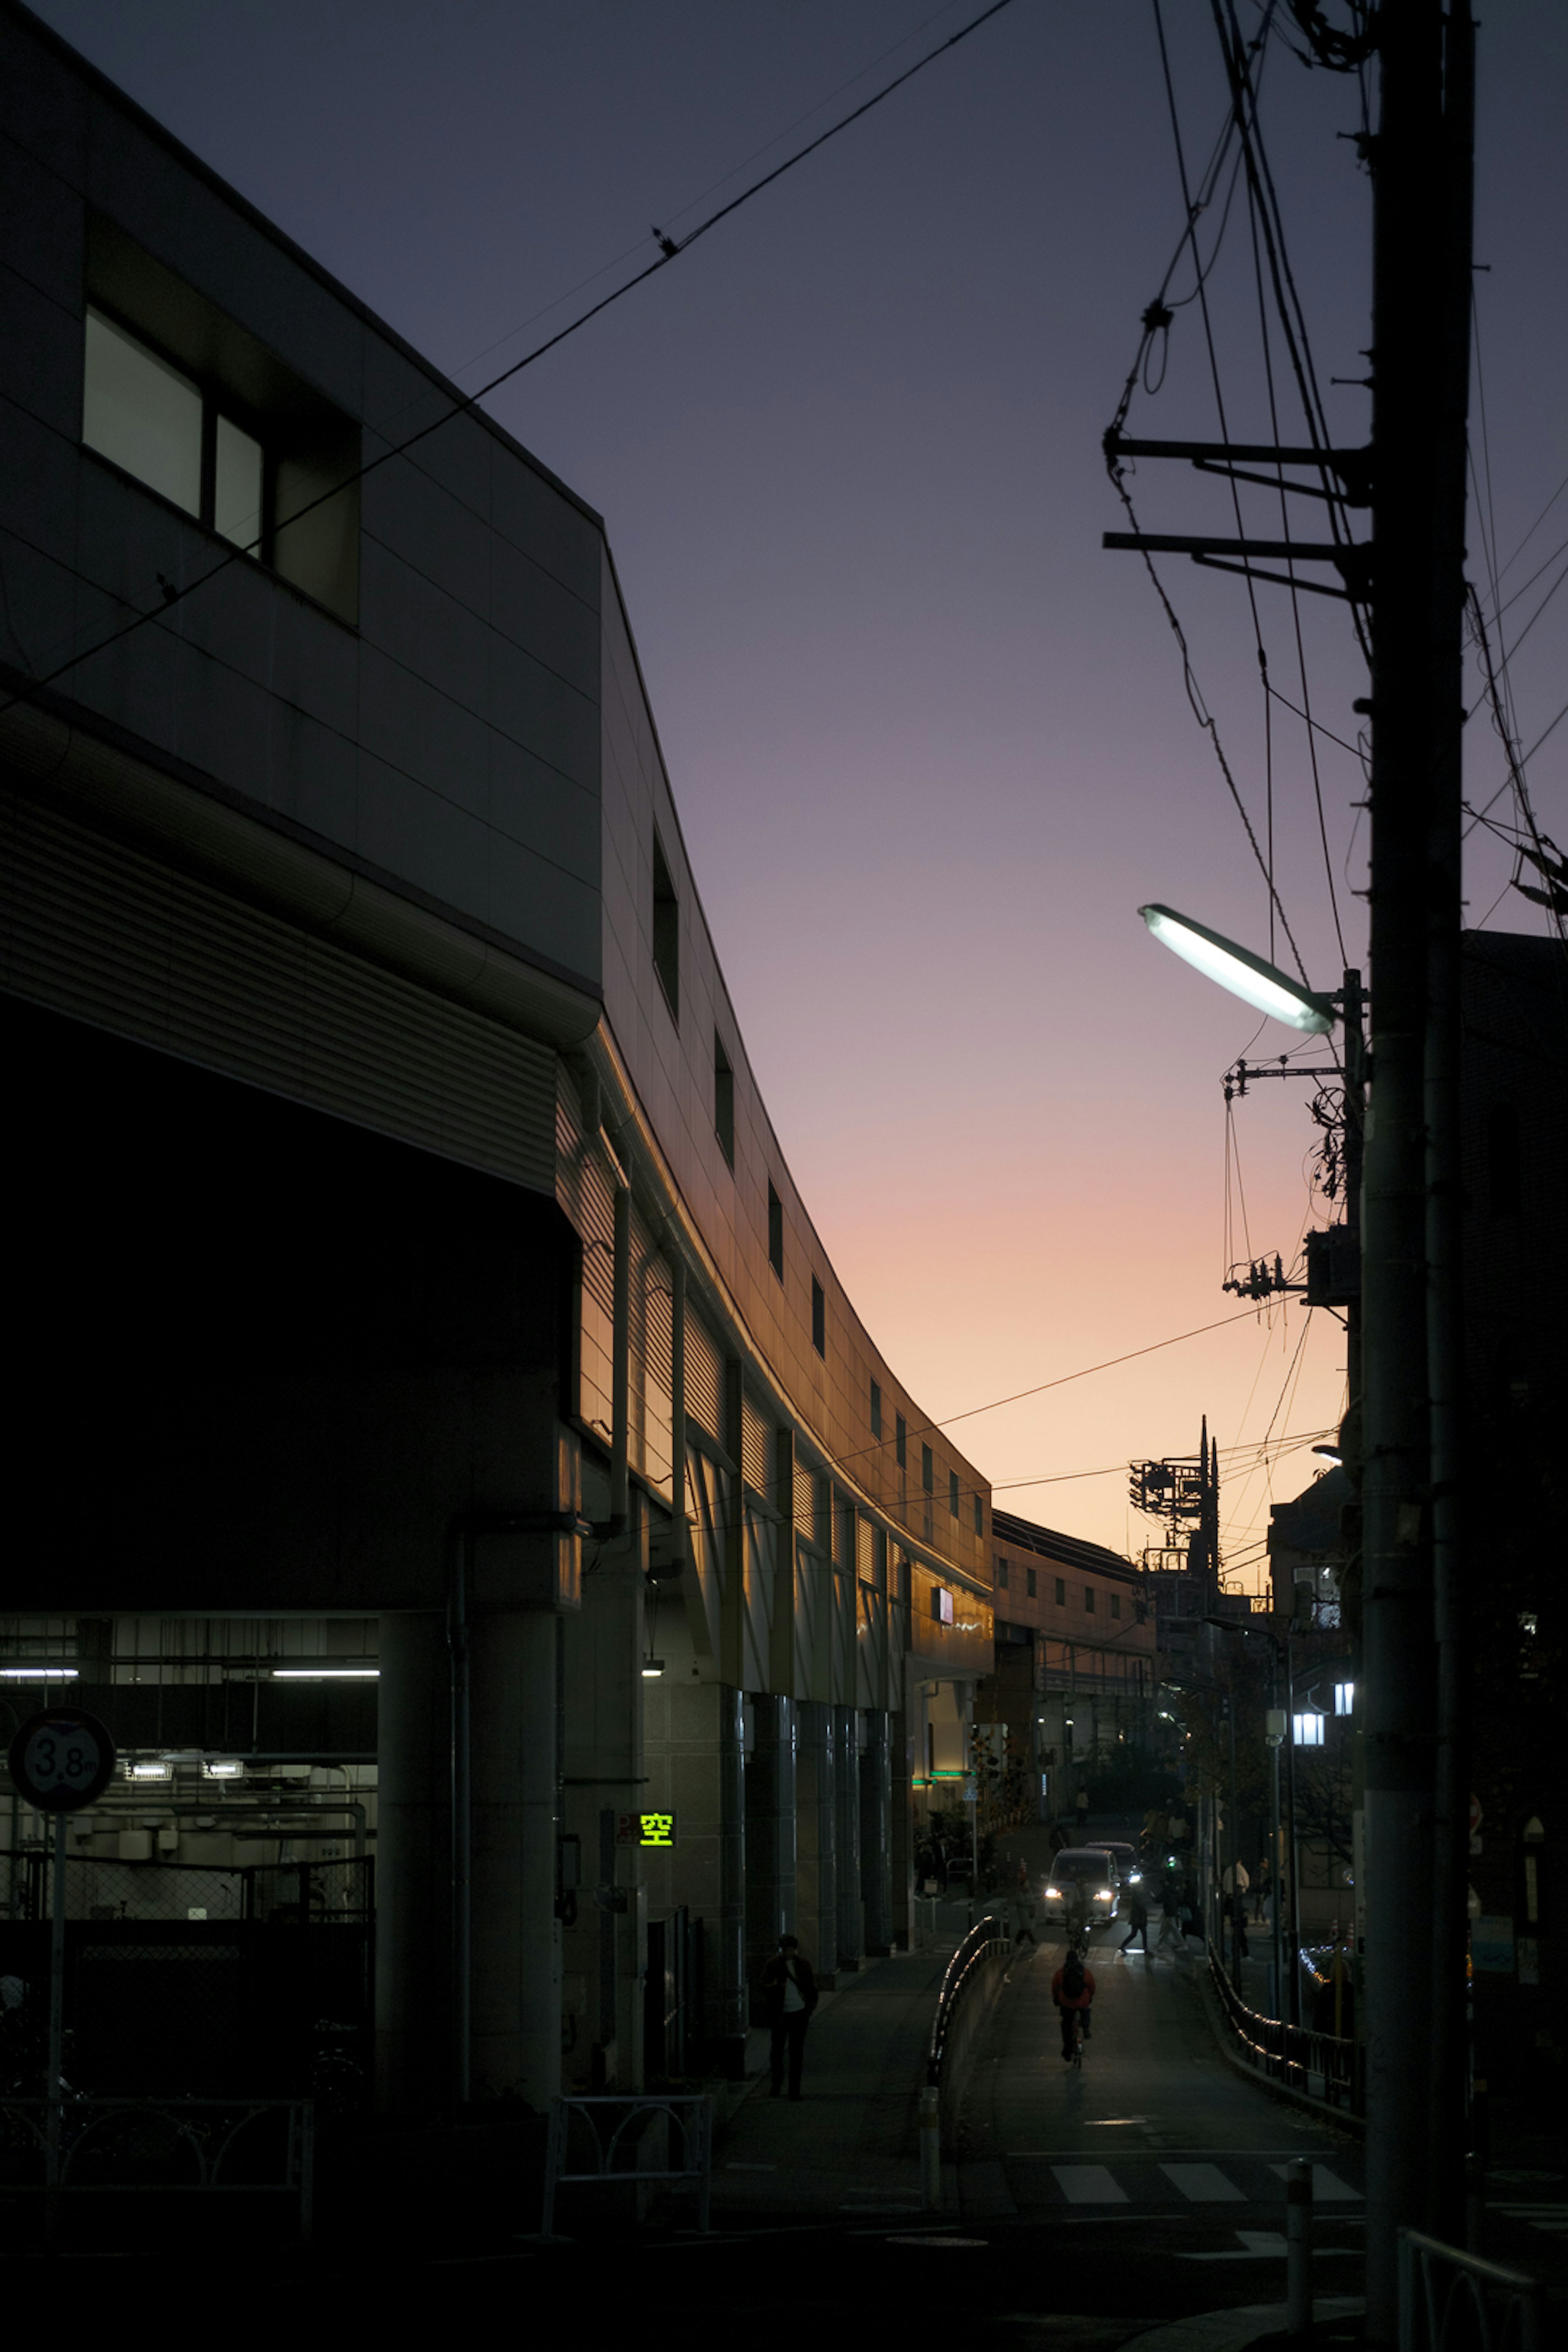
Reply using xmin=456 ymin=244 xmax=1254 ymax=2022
xmin=979 ymin=1512 xmax=1156 ymax=1821
xmin=0 ymin=2 xmax=992 ymax=2111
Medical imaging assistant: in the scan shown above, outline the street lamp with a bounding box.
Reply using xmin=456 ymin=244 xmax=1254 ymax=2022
xmin=1138 ymin=905 xmax=1336 ymax=1033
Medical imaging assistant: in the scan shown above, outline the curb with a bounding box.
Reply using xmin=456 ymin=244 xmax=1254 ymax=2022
xmin=1123 ymin=2296 xmax=1365 ymax=2352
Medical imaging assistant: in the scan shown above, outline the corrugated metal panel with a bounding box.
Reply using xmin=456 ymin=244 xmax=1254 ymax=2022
xmin=684 ymin=1309 xmax=723 ymax=1444
xmin=740 ymin=1393 xmax=770 ymax=1501
xmin=2 ymin=793 xmax=556 ymax=1194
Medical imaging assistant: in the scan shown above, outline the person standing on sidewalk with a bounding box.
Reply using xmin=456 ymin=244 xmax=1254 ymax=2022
xmin=761 ymin=1933 xmax=818 ymax=2100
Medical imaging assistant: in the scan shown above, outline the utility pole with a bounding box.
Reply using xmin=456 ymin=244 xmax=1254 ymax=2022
xmin=1361 ymin=2 xmax=1473 ymax=2334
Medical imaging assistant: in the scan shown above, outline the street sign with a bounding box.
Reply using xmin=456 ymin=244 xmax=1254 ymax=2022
xmin=616 ymin=1809 xmax=677 ymax=1849
xmin=7 ymin=1709 xmax=116 ymax=1810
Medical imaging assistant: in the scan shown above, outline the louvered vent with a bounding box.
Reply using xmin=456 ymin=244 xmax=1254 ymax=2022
xmin=2 ymin=793 xmax=557 ymax=1194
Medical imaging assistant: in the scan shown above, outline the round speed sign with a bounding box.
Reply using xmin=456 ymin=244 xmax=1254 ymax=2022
xmin=8 ymin=1710 xmax=116 ymax=1811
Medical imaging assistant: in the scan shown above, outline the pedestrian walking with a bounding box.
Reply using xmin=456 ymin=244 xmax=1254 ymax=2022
xmin=1016 ymin=1857 xmax=1029 ymax=1892
xmin=761 ymin=1933 xmax=818 ymax=2100
xmin=1253 ymin=1863 xmax=1272 ymax=1926
xmin=1155 ymin=1892 xmax=1183 ymax=1952
xmin=1051 ymin=1947 xmax=1096 ymax=2059
xmin=1119 ymin=1884 xmax=1150 ymax=1952
xmin=1075 ymin=1787 xmax=1090 ymax=1833
xmin=1014 ymin=1886 xmax=1039 ymax=1947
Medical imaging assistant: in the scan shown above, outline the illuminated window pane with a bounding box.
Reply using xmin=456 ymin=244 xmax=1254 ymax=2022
xmin=84 ymin=309 xmax=203 ymax=516
xmin=214 ymin=413 xmax=264 ymax=548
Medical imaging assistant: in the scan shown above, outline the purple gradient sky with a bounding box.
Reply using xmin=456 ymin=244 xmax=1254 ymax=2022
xmin=35 ymin=1 xmax=1567 ymax=1579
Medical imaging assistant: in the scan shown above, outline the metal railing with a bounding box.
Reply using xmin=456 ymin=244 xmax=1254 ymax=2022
xmin=0 ymin=2095 xmax=314 ymax=2236
xmin=540 ymin=2093 xmax=711 ymax=2236
xmin=1399 ymin=2229 xmax=1542 ymax=2352
xmin=1206 ymin=1943 xmax=1356 ymax=2109
xmin=926 ymin=1913 xmax=1005 ymax=2087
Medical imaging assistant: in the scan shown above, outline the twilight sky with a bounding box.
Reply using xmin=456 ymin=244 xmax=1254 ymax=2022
xmin=35 ymin=1 xmax=1568 ymax=1581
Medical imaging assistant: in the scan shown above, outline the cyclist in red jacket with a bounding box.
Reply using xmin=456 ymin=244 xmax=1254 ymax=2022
xmin=1052 ymin=1944 xmax=1096 ymax=2059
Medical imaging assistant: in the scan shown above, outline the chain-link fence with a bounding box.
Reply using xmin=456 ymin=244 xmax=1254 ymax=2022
xmin=0 ymin=1853 xmax=372 ymax=2103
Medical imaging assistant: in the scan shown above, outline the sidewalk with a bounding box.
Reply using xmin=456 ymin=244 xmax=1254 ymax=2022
xmin=711 ymin=1947 xmax=951 ymax=2220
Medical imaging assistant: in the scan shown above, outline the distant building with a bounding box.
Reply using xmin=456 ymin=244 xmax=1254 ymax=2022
xmin=0 ymin=1 xmax=991 ymax=2113
xmin=977 ymin=1513 xmax=1155 ymax=1820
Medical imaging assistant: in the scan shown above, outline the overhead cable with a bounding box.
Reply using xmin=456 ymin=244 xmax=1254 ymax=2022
xmin=1 ymin=0 xmax=1021 ymax=724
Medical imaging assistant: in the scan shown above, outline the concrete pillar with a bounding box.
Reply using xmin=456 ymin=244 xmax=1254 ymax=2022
xmin=890 ymin=1704 xmax=912 ymax=1950
xmin=559 ymin=1507 xmax=644 ymax=2092
xmin=376 ymin=1610 xmax=452 ymax=2111
xmin=859 ymin=1708 xmax=893 ymax=1955
xmin=744 ymin=1692 xmax=795 ymax=2010
xmin=834 ymin=1704 xmax=863 ymax=1969
xmin=468 ymin=1607 xmax=560 ymax=2107
xmin=797 ymin=1699 xmax=837 ymax=1980
xmin=637 ymin=1651 xmax=748 ymax=2076
xmin=716 ymin=1682 xmax=747 ymax=2065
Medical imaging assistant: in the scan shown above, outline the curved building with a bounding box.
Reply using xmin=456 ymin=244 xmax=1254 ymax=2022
xmin=0 ymin=2 xmax=993 ymax=2109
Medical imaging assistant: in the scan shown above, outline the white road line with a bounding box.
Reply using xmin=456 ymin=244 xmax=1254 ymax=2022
xmin=1053 ymin=2164 xmax=1130 ymax=2204
xmin=1163 ymin=2163 xmax=1246 ymax=2203
xmin=1270 ymin=2163 xmax=1362 ymax=2201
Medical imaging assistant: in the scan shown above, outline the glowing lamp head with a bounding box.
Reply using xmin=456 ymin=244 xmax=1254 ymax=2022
xmin=1138 ymin=904 xmax=1334 ymax=1034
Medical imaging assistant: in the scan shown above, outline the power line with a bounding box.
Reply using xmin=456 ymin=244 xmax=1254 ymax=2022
xmin=435 ymin=1 xmax=976 ymax=394
xmin=1 ymin=0 xmax=1022 ymax=725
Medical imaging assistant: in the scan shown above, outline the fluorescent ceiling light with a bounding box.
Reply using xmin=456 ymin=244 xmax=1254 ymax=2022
xmin=641 ymin=1660 xmax=666 ymax=1679
xmin=126 ymin=1760 xmax=172 ymax=1780
xmin=0 ymin=1666 xmax=79 ymax=1679
xmin=270 ymin=1668 xmax=379 ymax=1680
xmin=203 ymin=1759 xmax=245 ymax=1779
xmin=1139 ymin=904 xmax=1334 ymax=1034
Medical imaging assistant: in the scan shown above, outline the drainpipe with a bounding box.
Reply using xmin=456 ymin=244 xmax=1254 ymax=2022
xmin=450 ymin=1528 xmax=472 ymax=2107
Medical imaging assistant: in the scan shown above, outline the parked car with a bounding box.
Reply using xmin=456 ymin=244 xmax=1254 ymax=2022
xmin=1083 ymin=1839 xmax=1142 ymax=1887
xmin=1042 ymin=1848 xmax=1121 ymax=1929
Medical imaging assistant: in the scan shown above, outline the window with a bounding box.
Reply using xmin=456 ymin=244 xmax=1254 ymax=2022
xmin=767 ymin=1183 xmax=784 ymax=1279
xmin=870 ymin=1380 xmax=882 ymax=1438
xmin=948 ymin=1470 xmax=960 ymax=1519
xmin=811 ymin=1277 xmax=826 ymax=1356
xmin=973 ymin=1494 xmax=983 ymax=1537
xmin=85 ymin=307 xmax=279 ymax=572
xmin=996 ymin=1558 xmax=1009 ymax=1590
xmin=1110 ymin=1592 xmax=1122 ymax=1620
xmin=921 ymin=1444 xmax=934 ymax=1494
xmin=82 ymin=218 xmax=359 ymax=623
xmin=1026 ymin=1566 xmax=1038 ymax=1599
xmin=1085 ymin=1584 xmax=1096 ymax=1613
xmin=651 ymin=831 xmax=679 ymax=1019
xmin=714 ymin=1034 xmax=734 ymax=1166
xmin=931 ymin=1588 xmax=954 ymax=1627
xmin=1054 ymin=1577 xmax=1066 ymax=1606
xmin=895 ymin=1414 xmax=907 ymax=1469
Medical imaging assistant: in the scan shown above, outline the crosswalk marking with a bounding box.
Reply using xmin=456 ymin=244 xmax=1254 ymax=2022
xmin=1052 ymin=2164 xmax=1130 ymax=2204
xmin=1163 ymin=2162 xmax=1246 ymax=2202
xmin=1269 ymin=2162 xmax=1361 ymax=2201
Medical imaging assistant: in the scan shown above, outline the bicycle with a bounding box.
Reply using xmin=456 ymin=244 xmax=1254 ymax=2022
xmin=1069 ymin=2009 xmax=1085 ymax=2069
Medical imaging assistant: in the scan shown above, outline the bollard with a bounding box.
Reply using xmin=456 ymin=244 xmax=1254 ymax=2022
xmin=1286 ymin=2157 xmax=1314 ymax=2336
xmin=919 ymin=2083 xmax=942 ymax=2210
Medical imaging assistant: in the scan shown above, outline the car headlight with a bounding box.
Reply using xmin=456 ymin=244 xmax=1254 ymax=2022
xmin=1045 ymin=1886 xmax=1060 ymax=1899
xmin=1095 ymin=1889 xmax=1112 ymax=1902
